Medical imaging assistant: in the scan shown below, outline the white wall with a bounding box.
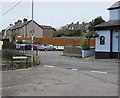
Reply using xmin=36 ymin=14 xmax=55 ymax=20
xmin=109 ymin=9 xmax=120 ymax=20
xmin=119 ymin=30 xmax=120 ymax=52
xmin=96 ymin=30 xmax=110 ymax=52
xmin=0 ymin=41 xmax=3 ymax=50
xmin=82 ymin=49 xmax=95 ymax=58
xmin=112 ymin=30 xmax=118 ymax=52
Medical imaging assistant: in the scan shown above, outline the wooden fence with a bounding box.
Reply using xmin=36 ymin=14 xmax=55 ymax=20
xmin=16 ymin=37 xmax=95 ymax=47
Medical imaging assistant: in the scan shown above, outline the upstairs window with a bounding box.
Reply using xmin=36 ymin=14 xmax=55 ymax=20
xmin=100 ymin=36 xmax=105 ymax=45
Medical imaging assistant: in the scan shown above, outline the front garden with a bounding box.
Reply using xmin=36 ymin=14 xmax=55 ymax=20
xmin=1 ymin=41 xmax=40 ymax=71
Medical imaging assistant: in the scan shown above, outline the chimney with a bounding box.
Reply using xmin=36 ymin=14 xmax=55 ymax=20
xmin=9 ymin=24 xmax=13 ymax=27
xmin=77 ymin=21 xmax=79 ymax=24
xmin=14 ymin=20 xmax=22 ymax=25
xmin=82 ymin=22 xmax=85 ymax=24
xmin=15 ymin=22 xmax=18 ymax=25
xmin=23 ymin=18 xmax=28 ymax=23
xmin=17 ymin=20 xmax=22 ymax=23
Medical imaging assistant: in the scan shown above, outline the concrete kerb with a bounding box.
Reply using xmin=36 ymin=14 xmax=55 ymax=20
xmin=84 ymin=56 xmax=119 ymax=63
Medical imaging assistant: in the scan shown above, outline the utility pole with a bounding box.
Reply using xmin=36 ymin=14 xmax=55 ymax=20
xmin=118 ymin=31 xmax=120 ymax=60
xmin=118 ymin=9 xmax=120 ymax=61
xmin=31 ymin=0 xmax=34 ymax=67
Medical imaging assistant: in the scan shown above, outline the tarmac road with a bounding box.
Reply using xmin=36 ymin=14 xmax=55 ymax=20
xmin=39 ymin=51 xmax=118 ymax=75
xmin=2 ymin=65 xmax=118 ymax=96
xmin=2 ymin=51 xmax=119 ymax=96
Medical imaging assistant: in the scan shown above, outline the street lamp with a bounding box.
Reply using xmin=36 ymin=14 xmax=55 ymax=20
xmin=31 ymin=0 xmax=34 ymax=67
xmin=118 ymin=31 xmax=120 ymax=60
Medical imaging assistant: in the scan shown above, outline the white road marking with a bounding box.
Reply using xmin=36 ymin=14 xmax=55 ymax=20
xmin=71 ymin=69 xmax=78 ymax=71
xmin=2 ymin=84 xmax=33 ymax=89
xmin=56 ymin=59 xmax=92 ymax=64
xmin=56 ymin=59 xmax=75 ymax=63
xmin=44 ymin=65 xmax=55 ymax=68
xmin=91 ymin=70 xmax=108 ymax=74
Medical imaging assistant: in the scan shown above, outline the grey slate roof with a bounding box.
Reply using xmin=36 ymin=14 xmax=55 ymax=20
xmin=95 ymin=20 xmax=120 ymax=30
xmin=40 ymin=25 xmax=53 ymax=29
xmin=11 ymin=20 xmax=54 ymax=30
xmin=108 ymin=1 xmax=120 ymax=10
xmin=11 ymin=20 xmax=31 ymax=30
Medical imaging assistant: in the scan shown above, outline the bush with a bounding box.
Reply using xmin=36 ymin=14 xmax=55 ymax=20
xmin=54 ymin=30 xmax=81 ymax=37
xmin=81 ymin=39 xmax=90 ymax=50
xmin=2 ymin=50 xmax=15 ymax=60
xmin=16 ymin=40 xmax=23 ymax=44
xmin=3 ymin=41 xmax=16 ymax=50
xmin=2 ymin=50 xmax=24 ymax=60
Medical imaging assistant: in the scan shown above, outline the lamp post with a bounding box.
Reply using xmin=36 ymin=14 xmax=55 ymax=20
xmin=31 ymin=0 xmax=34 ymax=67
xmin=118 ymin=31 xmax=120 ymax=60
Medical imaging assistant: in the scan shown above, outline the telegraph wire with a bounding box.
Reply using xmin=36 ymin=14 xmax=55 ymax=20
xmin=0 ymin=0 xmax=23 ymax=17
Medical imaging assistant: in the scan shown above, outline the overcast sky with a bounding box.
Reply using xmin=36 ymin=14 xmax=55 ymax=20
xmin=0 ymin=0 xmax=118 ymax=30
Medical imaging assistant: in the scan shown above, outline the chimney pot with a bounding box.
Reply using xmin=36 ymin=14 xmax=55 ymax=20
xmin=23 ymin=18 xmax=28 ymax=22
xmin=17 ymin=20 xmax=22 ymax=23
xmin=9 ymin=24 xmax=13 ymax=27
xmin=77 ymin=21 xmax=79 ymax=24
xmin=15 ymin=22 xmax=18 ymax=25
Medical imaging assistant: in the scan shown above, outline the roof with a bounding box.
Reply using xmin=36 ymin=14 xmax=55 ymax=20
xmin=11 ymin=21 xmax=30 ymax=30
xmin=68 ymin=22 xmax=89 ymax=28
xmin=95 ymin=20 xmax=120 ymax=30
xmin=108 ymin=1 xmax=120 ymax=10
xmin=11 ymin=20 xmax=55 ymax=30
xmin=40 ymin=25 xmax=54 ymax=30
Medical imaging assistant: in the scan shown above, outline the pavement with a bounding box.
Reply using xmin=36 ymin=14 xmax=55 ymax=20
xmin=2 ymin=65 xmax=118 ymax=96
xmin=84 ymin=56 xmax=119 ymax=63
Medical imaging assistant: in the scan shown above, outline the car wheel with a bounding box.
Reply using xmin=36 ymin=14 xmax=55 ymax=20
xmin=45 ymin=48 xmax=47 ymax=51
xmin=53 ymin=48 xmax=56 ymax=51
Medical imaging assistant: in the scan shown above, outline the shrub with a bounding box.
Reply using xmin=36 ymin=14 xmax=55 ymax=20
xmin=2 ymin=50 xmax=15 ymax=60
xmin=81 ymin=39 xmax=90 ymax=50
xmin=2 ymin=50 xmax=24 ymax=60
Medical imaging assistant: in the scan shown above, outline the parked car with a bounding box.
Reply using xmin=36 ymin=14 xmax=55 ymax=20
xmin=20 ymin=45 xmax=31 ymax=50
xmin=39 ymin=45 xmax=56 ymax=51
xmin=25 ymin=45 xmax=31 ymax=50
xmin=33 ymin=45 xmax=39 ymax=50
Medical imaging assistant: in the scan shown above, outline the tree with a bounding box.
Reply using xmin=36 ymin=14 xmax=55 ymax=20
xmin=11 ymin=33 xmax=16 ymax=43
xmin=93 ymin=16 xmax=105 ymax=26
xmin=53 ymin=29 xmax=81 ymax=37
xmin=89 ymin=16 xmax=105 ymax=31
xmin=85 ymin=31 xmax=99 ymax=49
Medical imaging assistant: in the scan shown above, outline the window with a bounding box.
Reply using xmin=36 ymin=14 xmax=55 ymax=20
xmin=100 ymin=36 xmax=105 ymax=45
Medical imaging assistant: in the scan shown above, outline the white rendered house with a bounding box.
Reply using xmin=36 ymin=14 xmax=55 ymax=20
xmin=95 ymin=1 xmax=120 ymax=59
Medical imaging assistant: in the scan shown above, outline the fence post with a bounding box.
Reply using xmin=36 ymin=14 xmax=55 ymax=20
xmin=64 ymin=38 xmax=66 ymax=49
xmin=73 ymin=38 xmax=76 ymax=48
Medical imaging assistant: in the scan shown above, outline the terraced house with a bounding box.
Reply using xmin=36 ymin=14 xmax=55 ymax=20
xmin=61 ymin=21 xmax=91 ymax=33
xmin=2 ymin=18 xmax=55 ymax=41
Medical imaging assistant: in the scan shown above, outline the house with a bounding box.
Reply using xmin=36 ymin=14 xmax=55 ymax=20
xmin=61 ymin=24 xmax=70 ymax=30
xmin=61 ymin=21 xmax=91 ymax=33
xmin=1 ymin=24 xmax=13 ymax=41
xmin=68 ymin=22 xmax=81 ymax=30
xmin=95 ymin=1 xmax=120 ymax=59
xmin=2 ymin=18 xmax=55 ymax=41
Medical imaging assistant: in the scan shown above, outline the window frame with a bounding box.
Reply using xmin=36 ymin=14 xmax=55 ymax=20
xmin=100 ymin=36 xmax=105 ymax=45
